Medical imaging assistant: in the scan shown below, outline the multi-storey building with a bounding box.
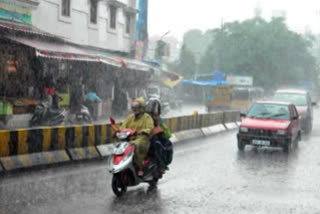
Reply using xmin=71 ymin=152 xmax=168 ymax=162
xmin=32 ymin=0 xmax=138 ymax=54
xmin=0 ymin=0 xmax=151 ymax=127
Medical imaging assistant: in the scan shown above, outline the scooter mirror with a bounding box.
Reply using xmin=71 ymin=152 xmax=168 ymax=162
xmin=110 ymin=117 xmax=115 ymax=125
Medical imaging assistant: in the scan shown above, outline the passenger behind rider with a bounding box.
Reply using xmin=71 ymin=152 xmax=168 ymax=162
xmin=120 ymin=97 xmax=154 ymax=177
xmin=146 ymin=99 xmax=173 ymax=174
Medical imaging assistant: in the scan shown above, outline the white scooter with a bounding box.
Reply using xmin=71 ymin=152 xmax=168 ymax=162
xmin=107 ymin=117 xmax=162 ymax=197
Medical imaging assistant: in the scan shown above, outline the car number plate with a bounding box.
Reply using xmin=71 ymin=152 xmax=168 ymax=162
xmin=252 ymin=139 xmax=270 ymax=146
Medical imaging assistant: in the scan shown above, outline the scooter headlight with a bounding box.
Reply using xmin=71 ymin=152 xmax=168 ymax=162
xmin=113 ymin=142 xmax=129 ymax=155
xmin=116 ymin=131 xmax=131 ymax=140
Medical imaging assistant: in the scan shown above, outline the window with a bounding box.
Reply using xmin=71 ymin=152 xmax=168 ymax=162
xmin=110 ymin=5 xmax=117 ymax=29
xmin=90 ymin=0 xmax=98 ymax=24
xmin=125 ymin=13 xmax=131 ymax=34
xmin=62 ymin=0 xmax=71 ymax=17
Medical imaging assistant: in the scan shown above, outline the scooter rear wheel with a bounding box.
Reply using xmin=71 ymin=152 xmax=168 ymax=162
xmin=112 ymin=174 xmax=127 ymax=197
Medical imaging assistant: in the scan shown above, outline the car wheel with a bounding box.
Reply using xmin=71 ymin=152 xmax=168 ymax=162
xmin=293 ymin=134 xmax=300 ymax=149
xmin=237 ymin=140 xmax=245 ymax=151
xmin=305 ymin=121 xmax=313 ymax=134
xmin=283 ymin=140 xmax=293 ymax=153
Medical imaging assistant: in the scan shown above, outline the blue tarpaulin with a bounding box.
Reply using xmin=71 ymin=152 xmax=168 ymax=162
xmin=184 ymin=70 xmax=227 ymax=86
xmin=181 ymin=79 xmax=228 ymax=86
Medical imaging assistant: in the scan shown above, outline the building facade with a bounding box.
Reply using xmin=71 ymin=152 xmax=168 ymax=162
xmin=31 ymin=0 xmax=138 ymax=54
xmin=0 ymin=0 xmax=153 ymax=128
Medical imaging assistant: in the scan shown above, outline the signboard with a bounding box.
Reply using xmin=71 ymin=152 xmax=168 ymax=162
xmin=226 ymin=75 xmax=253 ymax=86
xmin=0 ymin=1 xmax=32 ymax=24
xmin=135 ymin=40 xmax=143 ymax=61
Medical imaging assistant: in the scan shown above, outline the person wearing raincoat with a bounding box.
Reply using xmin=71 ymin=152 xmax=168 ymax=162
xmin=120 ymin=97 xmax=154 ymax=176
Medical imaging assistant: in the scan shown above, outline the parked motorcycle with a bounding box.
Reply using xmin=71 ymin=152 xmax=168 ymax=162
xmin=107 ymin=117 xmax=162 ymax=197
xmin=75 ymin=105 xmax=93 ymax=123
xmin=29 ymin=102 xmax=66 ymax=127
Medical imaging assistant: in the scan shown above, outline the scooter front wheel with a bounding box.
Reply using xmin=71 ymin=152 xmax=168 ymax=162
xmin=112 ymin=174 xmax=127 ymax=197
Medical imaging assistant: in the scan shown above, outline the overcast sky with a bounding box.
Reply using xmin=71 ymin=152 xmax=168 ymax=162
xmin=148 ymin=0 xmax=320 ymax=40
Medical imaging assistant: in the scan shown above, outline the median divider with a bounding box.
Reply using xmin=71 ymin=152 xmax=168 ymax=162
xmin=0 ymin=150 xmax=70 ymax=171
xmin=0 ymin=111 xmax=240 ymax=171
xmin=201 ymin=124 xmax=227 ymax=136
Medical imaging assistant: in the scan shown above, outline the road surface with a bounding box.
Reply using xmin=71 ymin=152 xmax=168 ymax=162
xmin=1 ymin=108 xmax=320 ymax=214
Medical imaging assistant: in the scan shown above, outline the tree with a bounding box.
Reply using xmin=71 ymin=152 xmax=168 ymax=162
xmin=168 ymin=44 xmax=197 ymax=78
xmin=198 ymin=17 xmax=318 ymax=88
xmin=182 ymin=29 xmax=213 ymax=62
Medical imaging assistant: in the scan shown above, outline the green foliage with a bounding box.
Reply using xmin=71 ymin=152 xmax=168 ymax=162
xmin=166 ymin=45 xmax=197 ymax=78
xmin=183 ymin=29 xmax=213 ymax=61
xmin=198 ymin=17 xmax=318 ymax=87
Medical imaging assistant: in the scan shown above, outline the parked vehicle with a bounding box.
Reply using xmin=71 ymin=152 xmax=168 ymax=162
xmin=107 ymin=118 xmax=163 ymax=197
xmin=75 ymin=105 xmax=92 ymax=124
xmin=273 ymin=89 xmax=315 ymax=133
xmin=206 ymin=85 xmax=232 ymax=112
xmin=237 ymin=101 xmax=301 ymax=153
xmin=206 ymin=85 xmax=264 ymax=112
xmin=29 ymin=102 xmax=66 ymax=127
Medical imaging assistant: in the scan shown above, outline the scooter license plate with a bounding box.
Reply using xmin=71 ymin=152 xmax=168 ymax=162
xmin=252 ymin=139 xmax=270 ymax=146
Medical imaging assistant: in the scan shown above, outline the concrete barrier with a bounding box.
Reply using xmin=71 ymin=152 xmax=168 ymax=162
xmin=67 ymin=147 xmax=100 ymax=161
xmin=0 ymin=111 xmax=240 ymax=171
xmin=224 ymin=122 xmax=238 ymax=130
xmin=0 ymin=150 xmax=70 ymax=171
xmin=201 ymin=124 xmax=226 ymax=136
xmin=96 ymin=144 xmax=114 ymax=157
xmin=172 ymin=129 xmax=205 ymax=143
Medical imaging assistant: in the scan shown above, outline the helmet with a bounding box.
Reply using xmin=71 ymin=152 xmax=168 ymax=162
xmin=145 ymin=98 xmax=161 ymax=116
xmin=131 ymin=97 xmax=145 ymax=116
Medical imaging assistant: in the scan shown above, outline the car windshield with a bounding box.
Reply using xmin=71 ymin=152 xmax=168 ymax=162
xmin=247 ymin=103 xmax=290 ymax=120
xmin=273 ymin=93 xmax=307 ymax=106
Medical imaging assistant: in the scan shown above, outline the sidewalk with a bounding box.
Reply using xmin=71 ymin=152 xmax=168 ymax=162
xmin=0 ymin=104 xmax=207 ymax=130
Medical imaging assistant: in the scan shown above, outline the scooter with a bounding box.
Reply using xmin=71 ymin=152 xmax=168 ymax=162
xmin=75 ymin=105 xmax=93 ymax=123
xmin=107 ymin=117 xmax=162 ymax=197
xmin=29 ymin=101 xmax=66 ymax=127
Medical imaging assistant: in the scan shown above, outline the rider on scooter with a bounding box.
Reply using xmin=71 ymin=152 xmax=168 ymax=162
xmin=119 ymin=97 xmax=154 ymax=177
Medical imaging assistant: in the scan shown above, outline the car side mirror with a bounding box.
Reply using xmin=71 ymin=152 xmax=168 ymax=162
xmin=110 ymin=117 xmax=115 ymax=125
xmin=312 ymin=102 xmax=317 ymax=106
xmin=291 ymin=116 xmax=299 ymax=120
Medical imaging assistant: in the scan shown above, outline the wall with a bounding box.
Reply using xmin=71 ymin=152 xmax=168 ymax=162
xmin=31 ymin=0 xmax=137 ymax=54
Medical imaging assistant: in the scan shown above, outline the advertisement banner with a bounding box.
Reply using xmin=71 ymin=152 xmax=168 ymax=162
xmin=0 ymin=1 xmax=32 ymax=24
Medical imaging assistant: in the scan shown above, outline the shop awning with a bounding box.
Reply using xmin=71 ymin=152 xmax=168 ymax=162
xmin=0 ymin=20 xmax=57 ymax=38
xmin=110 ymin=57 xmax=151 ymax=72
xmin=4 ymin=35 xmax=122 ymax=67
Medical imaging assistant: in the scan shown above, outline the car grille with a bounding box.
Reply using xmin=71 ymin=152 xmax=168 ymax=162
xmin=248 ymin=129 xmax=277 ymax=136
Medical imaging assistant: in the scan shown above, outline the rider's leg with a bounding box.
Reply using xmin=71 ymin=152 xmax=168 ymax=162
xmin=133 ymin=137 xmax=150 ymax=175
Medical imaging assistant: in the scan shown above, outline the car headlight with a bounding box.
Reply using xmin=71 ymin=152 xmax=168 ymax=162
xmin=277 ymin=130 xmax=287 ymax=135
xmin=240 ymin=127 xmax=248 ymax=133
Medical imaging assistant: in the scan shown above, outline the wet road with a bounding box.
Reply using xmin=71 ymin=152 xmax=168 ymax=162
xmin=1 ymin=109 xmax=320 ymax=214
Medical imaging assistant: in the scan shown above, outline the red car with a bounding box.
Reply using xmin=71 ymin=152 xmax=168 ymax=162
xmin=237 ymin=101 xmax=301 ymax=153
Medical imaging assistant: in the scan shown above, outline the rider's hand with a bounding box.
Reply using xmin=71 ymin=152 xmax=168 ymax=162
xmin=136 ymin=130 xmax=144 ymax=135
